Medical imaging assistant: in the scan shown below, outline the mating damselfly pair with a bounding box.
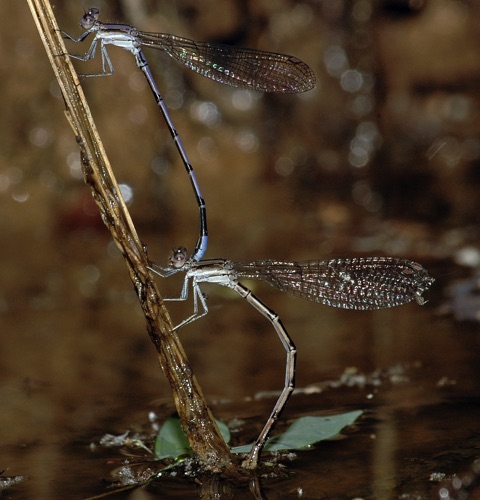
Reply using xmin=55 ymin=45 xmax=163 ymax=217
xmin=65 ymin=8 xmax=434 ymax=469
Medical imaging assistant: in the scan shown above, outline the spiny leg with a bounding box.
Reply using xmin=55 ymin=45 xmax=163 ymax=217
xmin=171 ymin=280 xmax=209 ymax=330
xmin=148 ymin=266 xmax=209 ymax=331
xmin=69 ymin=40 xmax=115 ymax=77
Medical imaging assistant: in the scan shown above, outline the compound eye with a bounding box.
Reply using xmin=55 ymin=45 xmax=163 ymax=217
xmin=80 ymin=8 xmax=100 ymax=29
xmin=169 ymin=247 xmax=188 ymax=268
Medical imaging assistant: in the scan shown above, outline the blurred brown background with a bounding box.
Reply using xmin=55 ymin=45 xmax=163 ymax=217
xmin=1 ymin=1 xmax=480 ymax=497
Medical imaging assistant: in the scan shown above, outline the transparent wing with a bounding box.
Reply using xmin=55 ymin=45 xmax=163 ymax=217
xmin=137 ymin=31 xmax=315 ymax=93
xmin=235 ymin=257 xmax=434 ymax=310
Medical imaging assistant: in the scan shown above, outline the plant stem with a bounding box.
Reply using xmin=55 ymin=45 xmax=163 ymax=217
xmin=27 ymin=0 xmax=234 ymax=471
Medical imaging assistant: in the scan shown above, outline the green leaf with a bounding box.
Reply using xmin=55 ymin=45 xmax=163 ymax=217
xmin=231 ymin=410 xmax=363 ymax=454
xmin=154 ymin=417 xmax=231 ymax=460
xmin=154 ymin=417 xmax=191 ymax=459
xmin=217 ymin=419 xmax=231 ymax=443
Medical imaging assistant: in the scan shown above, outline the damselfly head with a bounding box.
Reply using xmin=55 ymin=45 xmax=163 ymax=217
xmin=80 ymin=8 xmax=100 ymax=30
xmin=169 ymin=247 xmax=188 ymax=269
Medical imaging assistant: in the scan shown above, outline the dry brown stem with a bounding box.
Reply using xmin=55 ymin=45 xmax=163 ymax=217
xmin=27 ymin=0 xmax=234 ymax=471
